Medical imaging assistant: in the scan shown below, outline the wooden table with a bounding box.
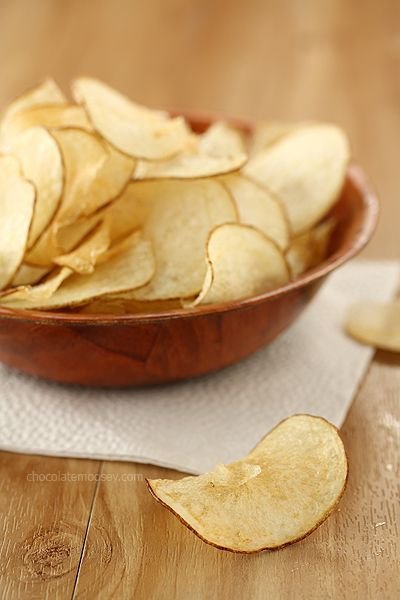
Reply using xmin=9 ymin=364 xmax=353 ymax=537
xmin=0 ymin=1 xmax=399 ymax=598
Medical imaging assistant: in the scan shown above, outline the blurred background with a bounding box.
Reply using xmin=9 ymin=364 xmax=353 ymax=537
xmin=0 ymin=0 xmax=398 ymax=257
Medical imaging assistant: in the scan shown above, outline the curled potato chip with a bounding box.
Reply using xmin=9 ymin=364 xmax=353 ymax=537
xmin=249 ymin=121 xmax=308 ymax=155
xmin=24 ymin=212 xmax=102 ymax=267
xmin=134 ymin=121 xmax=247 ymax=180
xmin=286 ymin=218 xmax=336 ymax=279
xmin=245 ymin=125 xmax=349 ymax=234
xmin=11 ymin=264 xmax=51 ymax=287
xmin=72 ymin=77 xmax=191 ymax=160
xmin=54 ymin=221 xmax=110 ymax=274
xmin=220 ymin=173 xmax=290 ymax=250
xmin=0 ymin=267 xmax=72 ymax=302
xmin=51 ymin=128 xmax=135 ymax=230
xmin=188 ymin=224 xmax=289 ymax=306
xmin=345 ymin=301 xmax=400 ymax=352
xmin=8 ymin=104 xmax=93 ymax=136
xmin=0 ymin=79 xmax=66 ymax=147
xmin=9 ymin=126 xmax=64 ymax=247
xmin=198 ymin=121 xmax=245 ymax=157
xmin=0 ymin=155 xmax=35 ymax=289
xmin=147 ymin=414 xmax=348 ymax=553
xmin=105 ymin=179 xmax=237 ymax=300
xmin=0 ymin=231 xmax=155 ymax=310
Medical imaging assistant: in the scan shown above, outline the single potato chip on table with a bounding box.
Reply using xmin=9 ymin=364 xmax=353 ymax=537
xmin=345 ymin=301 xmax=400 ymax=352
xmin=147 ymin=415 xmax=348 ymax=553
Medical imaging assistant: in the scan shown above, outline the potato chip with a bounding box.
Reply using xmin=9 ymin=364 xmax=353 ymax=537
xmin=286 ymin=218 xmax=336 ymax=278
xmin=24 ymin=212 xmax=102 ymax=267
xmin=54 ymin=221 xmax=110 ymax=274
xmin=244 ymin=125 xmax=349 ymax=234
xmin=345 ymin=301 xmax=400 ymax=352
xmin=9 ymin=126 xmax=64 ymax=247
xmin=147 ymin=414 xmax=348 ymax=553
xmin=134 ymin=121 xmax=247 ymax=180
xmin=8 ymin=104 xmax=92 ymax=136
xmin=187 ymin=224 xmax=289 ymax=306
xmin=106 ymin=179 xmax=237 ymax=300
xmin=0 ymin=231 xmax=154 ymax=310
xmin=0 ymin=267 xmax=72 ymax=302
xmin=72 ymin=77 xmax=191 ymax=160
xmin=198 ymin=121 xmax=245 ymax=157
xmin=0 ymin=79 xmax=66 ymax=148
xmin=0 ymin=155 xmax=35 ymax=289
xmin=51 ymin=128 xmax=135 ymax=230
xmin=220 ymin=173 xmax=290 ymax=250
xmin=11 ymin=264 xmax=51 ymax=287
xmin=249 ymin=121 xmax=307 ymax=155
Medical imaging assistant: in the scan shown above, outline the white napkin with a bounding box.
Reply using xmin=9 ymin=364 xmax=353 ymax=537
xmin=0 ymin=260 xmax=398 ymax=474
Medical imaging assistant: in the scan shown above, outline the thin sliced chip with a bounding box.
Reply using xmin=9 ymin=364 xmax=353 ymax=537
xmin=24 ymin=212 xmax=102 ymax=267
xmin=286 ymin=218 xmax=336 ymax=279
xmin=220 ymin=173 xmax=290 ymax=250
xmin=134 ymin=122 xmax=247 ymax=180
xmin=51 ymin=128 xmax=134 ymax=231
xmin=249 ymin=121 xmax=307 ymax=155
xmin=8 ymin=104 xmax=93 ymax=136
xmin=147 ymin=414 xmax=348 ymax=553
xmin=11 ymin=264 xmax=51 ymax=287
xmin=72 ymin=77 xmax=191 ymax=160
xmin=9 ymin=126 xmax=64 ymax=247
xmin=0 ymin=156 xmax=35 ymax=289
xmin=345 ymin=301 xmax=400 ymax=352
xmin=187 ymin=224 xmax=289 ymax=306
xmin=244 ymin=125 xmax=349 ymax=234
xmin=104 ymin=179 xmax=237 ymax=300
xmin=54 ymin=221 xmax=110 ymax=274
xmin=0 ymin=232 xmax=155 ymax=310
xmin=0 ymin=267 xmax=72 ymax=301
xmin=198 ymin=121 xmax=245 ymax=157
xmin=0 ymin=79 xmax=66 ymax=148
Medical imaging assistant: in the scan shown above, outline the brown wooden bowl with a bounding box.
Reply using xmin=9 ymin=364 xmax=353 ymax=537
xmin=0 ymin=114 xmax=378 ymax=387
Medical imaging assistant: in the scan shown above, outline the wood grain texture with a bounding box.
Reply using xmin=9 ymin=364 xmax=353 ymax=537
xmin=0 ymin=0 xmax=399 ymax=598
xmin=0 ymin=452 xmax=100 ymax=599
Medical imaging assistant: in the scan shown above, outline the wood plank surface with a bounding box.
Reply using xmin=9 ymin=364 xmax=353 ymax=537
xmin=0 ymin=453 xmax=100 ymax=599
xmin=0 ymin=1 xmax=399 ymax=598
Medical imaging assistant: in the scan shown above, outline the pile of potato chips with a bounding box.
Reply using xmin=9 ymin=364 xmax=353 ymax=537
xmin=0 ymin=78 xmax=350 ymax=313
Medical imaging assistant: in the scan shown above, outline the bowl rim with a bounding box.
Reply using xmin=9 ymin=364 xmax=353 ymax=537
xmin=0 ymin=154 xmax=378 ymax=326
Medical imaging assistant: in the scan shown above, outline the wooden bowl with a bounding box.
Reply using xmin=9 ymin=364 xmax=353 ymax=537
xmin=0 ymin=115 xmax=378 ymax=387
